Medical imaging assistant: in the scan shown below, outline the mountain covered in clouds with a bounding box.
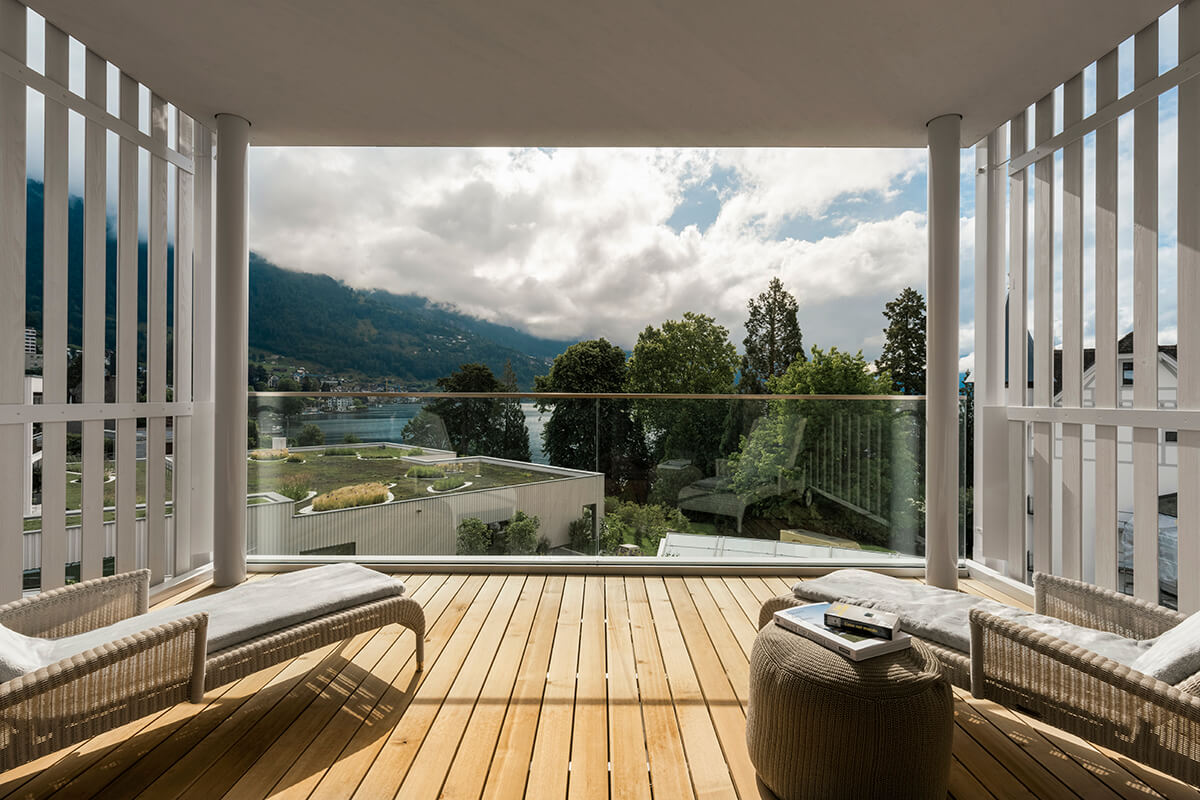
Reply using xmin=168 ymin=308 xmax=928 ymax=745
xmin=22 ymin=179 xmax=574 ymax=389
xmin=248 ymin=255 xmax=574 ymax=389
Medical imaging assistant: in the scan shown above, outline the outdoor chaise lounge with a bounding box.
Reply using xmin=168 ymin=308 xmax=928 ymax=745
xmin=0 ymin=564 xmax=425 ymax=769
xmin=759 ymin=569 xmax=1200 ymax=785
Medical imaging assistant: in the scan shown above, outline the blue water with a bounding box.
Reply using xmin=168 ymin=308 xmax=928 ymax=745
xmin=264 ymin=401 xmax=549 ymax=464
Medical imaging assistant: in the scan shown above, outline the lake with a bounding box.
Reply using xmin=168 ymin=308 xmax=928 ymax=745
xmin=260 ymin=401 xmax=550 ymax=464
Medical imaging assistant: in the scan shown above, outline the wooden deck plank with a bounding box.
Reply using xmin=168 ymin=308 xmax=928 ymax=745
xmin=393 ymin=575 xmax=534 ymax=799
xmin=960 ymin=687 xmax=1168 ymax=800
xmin=568 ymin=575 xmax=609 ymax=800
xmin=643 ymin=577 xmax=737 ymax=800
xmin=951 ymin=687 xmax=1097 ymax=799
xmin=350 ymin=574 xmax=510 ymax=798
xmin=480 ymin=575 xmax=566 ymax=800
xmin=623 ymin=577 xmax=696 ymax=800
xmin=680 ymin=577 xmax=751 ymax=711
xmin=660 ymin=578 xmax=757 ymax=798
xmin=525 ymin=575 xmax=585 ymax=800
xmin=433 ymin=574 xmax=548 ymax=800
xmin=604 ymin=576 xmax=652 ymax=800
xmin=5 ymin=571 xmax=1197 ymax=800
xmin=256 ymin=578 xmax=444 ymax=800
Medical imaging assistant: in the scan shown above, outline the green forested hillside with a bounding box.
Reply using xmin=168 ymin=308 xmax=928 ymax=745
xmin=247 ymin=255 xmax=571 ymax=388
xmin=23 ymin=179 xmax=573 ymax=389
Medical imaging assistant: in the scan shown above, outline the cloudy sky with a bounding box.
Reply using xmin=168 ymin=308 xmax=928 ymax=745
xmin=22 ymin=6 xmax=1183 ymax=375
xmin=247 ymin=146 xmax=938 ymax=362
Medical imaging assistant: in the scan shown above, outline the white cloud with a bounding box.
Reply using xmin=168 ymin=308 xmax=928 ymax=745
xmin=248 ymin=147 xmax=928 ymax=355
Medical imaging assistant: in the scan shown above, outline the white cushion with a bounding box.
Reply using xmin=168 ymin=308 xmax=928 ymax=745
xmin=0 ymin=623 xmax=55 ymax=683
xmin=1132 ymin=611 xmax=1200 ymax=686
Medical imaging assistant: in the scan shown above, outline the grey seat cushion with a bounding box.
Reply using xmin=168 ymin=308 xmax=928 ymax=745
xmin=48 ymin=563 xmax=406 ymax=664
xmin=793 ymin=569 xmax=1153 ymax=667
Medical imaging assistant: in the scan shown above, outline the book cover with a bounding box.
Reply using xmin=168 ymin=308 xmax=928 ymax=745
xmin=773 ymin=602 xmax=911 ymax=661
xmin=824 ymin=602 xmax=900 ymax=640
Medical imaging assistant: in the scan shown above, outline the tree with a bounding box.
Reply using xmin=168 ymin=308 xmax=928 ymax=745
xmin=296 ymin=423 xmax=325 ymax=446
xmin=625 ymin=312 xmax=738 ymax=471
xmin=247 ymin=418 xmax=260 ymax=450
xmin=456 ymin=517 xmax=490 ymax=555
xmin=497 ymin=361 xmax=532 ymax=462
xmin=534 ymin=339 xmax=649 ymax=490
xmin=876 ymin=287 xmax=926 ymax=395
xmin=741 ymin=277 xmax=805 ymax=392
xmin=272 ymin=376 xmax=306 ymax=437
xmin=774 ymin=346 xmax=892 ymax=396
xmin=405 ymin=363 xmax=529 ymax=459
xmin=402 ymin=408 xmax=452 ymax=450
xmin=342 ymin=432 xmax=361 ymax=444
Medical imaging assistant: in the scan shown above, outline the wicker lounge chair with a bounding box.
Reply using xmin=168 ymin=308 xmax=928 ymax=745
xmin=0 ymin=567 xmax=425 ymax=770
xmin=970 ymin=573 xmax=1200 ymax=786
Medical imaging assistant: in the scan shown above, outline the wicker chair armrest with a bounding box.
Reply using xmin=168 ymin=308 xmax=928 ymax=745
xmin=0 ymin=613 xmax=208 ymax=770
xmin=1033 ymin=572 xmax=1185 ymax=639
xmin=0 ymin=570 xmax=151 ymax=637
xmin=969 ymin=607 xmax=1200 ymax=725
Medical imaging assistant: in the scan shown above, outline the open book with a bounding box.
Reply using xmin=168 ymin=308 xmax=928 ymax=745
xmin=774 ymin=602 xmax=912 ymax=661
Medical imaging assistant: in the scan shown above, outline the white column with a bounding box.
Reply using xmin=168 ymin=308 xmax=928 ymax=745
xmin=926 ymin=114 xmax=961 ymax=590
xmin=213 ymin=113 xmax=250 ymax=587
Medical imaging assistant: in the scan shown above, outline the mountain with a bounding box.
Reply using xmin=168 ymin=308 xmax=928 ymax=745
xmin=23 ymin=179 xmax=573 ymax=389
xmin=247 ymin=255 xmax=574 ymax=388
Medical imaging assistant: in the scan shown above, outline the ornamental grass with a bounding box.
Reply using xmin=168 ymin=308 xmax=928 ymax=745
xmin=311 ymin=482 xmax=389 ymax=511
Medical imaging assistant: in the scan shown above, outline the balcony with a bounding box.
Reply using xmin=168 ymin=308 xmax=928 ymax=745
xmin=0 ymin=569 xmax=1192 ymax=799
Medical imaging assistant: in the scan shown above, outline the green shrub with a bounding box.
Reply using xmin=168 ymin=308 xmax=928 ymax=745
xmin=502 ymin=511 xmax=540 ymax=555
xmin=432 ymin=475 xmax=467 ymax=491
xmin=599 ymin=499 xmax=691 ymax=554
xmin=359 ymin=447 xmax=396 ymax=459
xmin=456 ymin=517 xmax=490 ymax=555
xmin=277 ymin=478 xmax=310 ymax=502
xmin=311 ymin=482 xmax=389 ymax=512
xmin=568 ymin=509 xmax=594 ymax=552
xmin=296 ymin=423 xmax=325 ymax=447
xmin=286 ymin=453 xmax=305 ymax=463
xmin=402 ymin=447 xmax=425 ymax=456
xmin=342 ymin=433 xmax=362 ymax=444
xmin=250 ymin=448 xmax=288 ymax=461
xmin=405 ymin=465 xmax=444 ymax=479
xmin=324 ymin=447 xmax=357 ymax=456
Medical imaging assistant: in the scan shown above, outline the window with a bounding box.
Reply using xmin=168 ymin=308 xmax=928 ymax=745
xmin=1121 ymin=361 xmax=1134 ymax=386
xmin=1165 ymin=431 xmax=1178 ymax=443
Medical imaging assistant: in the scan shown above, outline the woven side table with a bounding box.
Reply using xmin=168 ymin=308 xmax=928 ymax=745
xmin=746 ymin=623 xmax=953 ymax=800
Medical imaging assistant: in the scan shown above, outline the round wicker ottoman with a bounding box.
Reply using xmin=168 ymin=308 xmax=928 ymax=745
xmin=746 ymin=623 xmax=953 ymax=800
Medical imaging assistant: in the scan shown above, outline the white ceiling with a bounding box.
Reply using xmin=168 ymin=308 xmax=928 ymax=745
xmin=27 ymin=0 xmax=1176 ymax=147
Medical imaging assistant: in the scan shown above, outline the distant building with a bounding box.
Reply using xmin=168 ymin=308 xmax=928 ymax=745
xmin=24 ymin=328 xmax=37 ymax=354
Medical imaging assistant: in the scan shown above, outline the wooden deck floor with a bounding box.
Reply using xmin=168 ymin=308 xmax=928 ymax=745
xmin=1 ymin=573 xmax=1197 ymax=799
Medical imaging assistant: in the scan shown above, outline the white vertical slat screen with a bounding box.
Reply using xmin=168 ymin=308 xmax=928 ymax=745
xmin=40 ymin=23 xmax=69 ymax=590
xmin=0 ymin=1 xmax=212 ymax=597
xmin=979 ymin=8 xmax=1200 ymax=612
xmin=1132 ymin=23 xmax=1160 ymax=603
xmin=174 ymin=111 xmax=194 ymax=575
xmin=1007 ymin=111 xmax=1029 ymax=581
xmin=1179 ymin=0 xmax=1200 ymax=614
xmin=1094 ymin=48 xmax=1120 ymax=592
xmin=146 ymin=93 xmax=168 ymax=583
xmin=192 ymin=124 xmax=215 ymax=570
xmin=0 ymin=0 xmax=26 ymax=601
xmin=80 ymin=47 xmax=106 ymax=581
xmin=1031 ymin=92 xmax=1055 ymax=576
xmin=1060 ymin=73 xmax=1084 ymax=580
xmin=115 ymin=72 xmax=139 ymax=575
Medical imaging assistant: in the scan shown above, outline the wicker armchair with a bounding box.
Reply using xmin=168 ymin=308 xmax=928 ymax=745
xmin=0 ymin=567 xmax=427 ymax=771
xmin=970 ymin=572 xmax=1200 ymax=786
xmin=0 ymin=570 xmax=206 ymax=770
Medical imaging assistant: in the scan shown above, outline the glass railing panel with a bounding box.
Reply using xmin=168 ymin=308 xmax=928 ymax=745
xmin=246 ymin=393 xmax=932 ymax=562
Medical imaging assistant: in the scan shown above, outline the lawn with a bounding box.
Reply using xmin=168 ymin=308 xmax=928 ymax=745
xmin=248 ymin=455 xmax=561 ymax=504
